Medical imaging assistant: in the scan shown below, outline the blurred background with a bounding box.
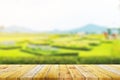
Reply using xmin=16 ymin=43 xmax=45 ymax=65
xmin=0 ymin=0 xmax=120 ymax=64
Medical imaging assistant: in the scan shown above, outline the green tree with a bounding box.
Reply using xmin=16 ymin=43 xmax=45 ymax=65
xmin=107 ymin=28 xmax=112 ymax=35
xmin=118 ymin=28 xmax=120 ymax=34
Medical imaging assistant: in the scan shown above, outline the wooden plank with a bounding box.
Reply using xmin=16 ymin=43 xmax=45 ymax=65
xmin=109 ymin=65 xmax=120 ymax=70
xmin=33 ymin=65 xmax=51 ymax=80
xmin=92 ymin=65 xmax=120 ymax=80
xmin=112 ymin=65 xmax=120 ymax=68
xmin=7 ymin=65 xmax=36 ymax=80
xmin=59 ymin=65 xmax=73 ymax=80
xmin=0 ymin=65 xmax=8 ymax=70
xmin=0 ymin=65 xmax=11 ymax=74
xmin=0 ymin=65 xmax=25 ymax=80
xmin=20 ymin=65 xmax=42 ymax=80
xmin=0 ymin=65 xmax=20 ymax=74
xmin=81 ymin=65 xmax=112 ymax=80
xmin=76 ymin=65 xmax=98 ymax=80
xmin=99 ymin=65 xmax=120 ymax=75
xmin=0 ymin=65 xmax=119 ymax=80
xmin=45 ymin=65 xmax=59 ymax=80
xmin=98 ymin=65 xmax=120 ymax=75
xmin=67 ymin=65 xmax=85 ymax=80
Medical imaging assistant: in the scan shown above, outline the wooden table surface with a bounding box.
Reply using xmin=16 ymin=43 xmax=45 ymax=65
xmin=0 ymin=65 xmax=120 ymax=80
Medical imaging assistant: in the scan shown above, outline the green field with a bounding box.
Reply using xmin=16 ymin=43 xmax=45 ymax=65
xmin=0 ymin=33 xmax=120 ymax=64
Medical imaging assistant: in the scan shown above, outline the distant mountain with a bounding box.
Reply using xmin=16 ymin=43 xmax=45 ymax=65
xmin=68 ymin=24 xmax=107 ymax=34
xmin=0 ymin=24 xmax=118 ymax=34
xmin=0 ymin=26 xmax=35 ymax=33
xmin=47 ymin=24 xmax=108 ymax=34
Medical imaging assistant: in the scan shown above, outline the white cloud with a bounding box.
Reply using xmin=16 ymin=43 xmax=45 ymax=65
xmin=0 ymin=0 xmax=119 ymax=31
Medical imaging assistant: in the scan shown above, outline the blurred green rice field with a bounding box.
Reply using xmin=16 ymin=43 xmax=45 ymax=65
xmin=0 ymin=33 xmax=120 ymax=64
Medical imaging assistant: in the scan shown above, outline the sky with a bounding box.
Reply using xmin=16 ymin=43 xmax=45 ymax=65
xmin=0 ymin=0 xmax=120 ymax=31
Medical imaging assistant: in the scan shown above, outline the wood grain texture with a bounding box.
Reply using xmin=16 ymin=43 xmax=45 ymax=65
xmin=0 ymin=65 xmax=119 ymax=80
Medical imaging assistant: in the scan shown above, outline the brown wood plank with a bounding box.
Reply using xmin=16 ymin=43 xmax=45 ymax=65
xmin=0 ymin=65 xmax=25 ymax=80
xmin=59 ymin=65 xmax=73 ymax=80
xmin=67 ymin=65 xmax=85 ymax=80
xmin=45 ymin=65 xmax=59 ymax=80
xmin=99 ymin=65 xmax=120 ymax=75
xmin=20 ymin=65 xmax=42 ymax=80
xmin=33 ymin=65 xmax=51 ymax=80
xmin=111 ymin=65 xmax=120 ymax=68
xmin=0 ymin=65 xmax=20 ymax=75
xmin=81 ymin=65 xmax=112 ymax=80
xmin=0 ymin=65 xmax=11 ymax=74
xmin=76 ymin=65 xmax=98 ymax=80
xmin=92 ymin=65 xmax=120 ymax=80
xmin=0 ymin=65 xmax=8 ymax=70
xmin=109 ymin=65 xmax=120 ymax=70
xmin=7 ymin=65 xmax=36 ymax=80
xmin=0 ymin=65 xmax=119 ymax=80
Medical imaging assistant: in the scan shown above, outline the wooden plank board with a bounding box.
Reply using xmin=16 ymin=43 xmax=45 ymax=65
xmin=98 ymin=65 xmax=120 ymax=75
xmin=80 ymin=65 xmax=112 ymax=80
xmin=0 ymin=65 xmax=20 ymax=74
xmin=59 ymin=65 xmax=73 ymax=80
xmin=0 ymin=65 xmax=8 ymax=70
xmin=67 ymin=65 xmax=85 ymax=80
xmin=33 ymin=65 xmax=51 ymax=80
xmin=0 ymin=65 xmax=25 ymax=80
xmin=0 ymin=65 xmax=119 ymax=80
xmin=7 ymin=65 xmax=36 ymax=80
xmin=76 ymin=65 xmax=98 ymax=80
xmin=20 ymin=65 xmax=42 ymax=80
xmin=109 ymin=65 xmax=120 ymax=70
xmin=45 ymin=65 xmax=59 ymax=80
xmin=93 ymin=65 xmax=120 ymax=80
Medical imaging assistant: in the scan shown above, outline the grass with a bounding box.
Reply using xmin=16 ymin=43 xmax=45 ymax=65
xmin=21 ymin=44 xmax=79 ymax=56
xmin=0 ymin=49 xmax=35 ymax=57
xmin=80 ymin=43 xmax=113 ymax=57
xmin=0 ymin=33 xmax=120 ymax=64
xmin=111 ymin=40 xmax=120 ymax=57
